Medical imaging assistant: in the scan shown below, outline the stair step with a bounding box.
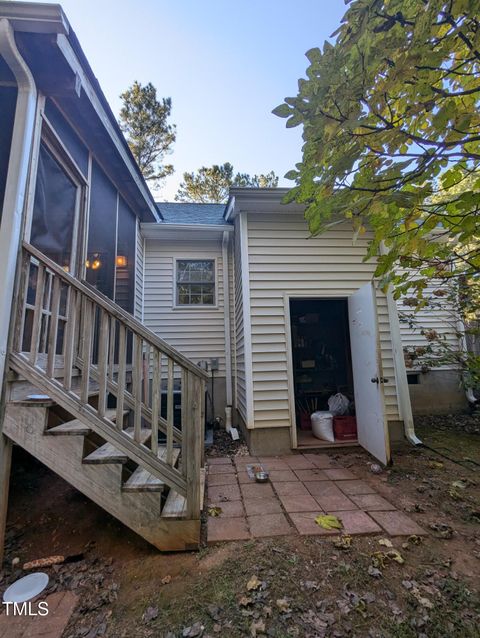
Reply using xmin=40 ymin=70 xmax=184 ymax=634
xmin=122 ymin=448 xmax=181 ymax=492
xmin=83 ymin=428 xmax=152 ymax=464
xmin=45 ymin=409 xmax=122 ymax=436
xmin=161 ymin=468 xmax=205 ymax=519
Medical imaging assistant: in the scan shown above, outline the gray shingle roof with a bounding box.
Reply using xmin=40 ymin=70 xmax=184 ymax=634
xmin=155 ymin=202 xmax=228 ymax=225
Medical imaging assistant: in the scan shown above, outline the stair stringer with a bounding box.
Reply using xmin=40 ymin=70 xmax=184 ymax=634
xmin=3 ymin=404 xmax=200 ymax=551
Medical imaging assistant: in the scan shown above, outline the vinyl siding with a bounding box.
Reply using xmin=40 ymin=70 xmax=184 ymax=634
xmin=143 ymin=239 xmax=227 ymax=374
xmin=397 ymin=281 xmax=459 ymax=370
xmin=233 ymin=215 xmax=247 ymax=422
xmin=246 ymin=213 xmax=400 ymax=429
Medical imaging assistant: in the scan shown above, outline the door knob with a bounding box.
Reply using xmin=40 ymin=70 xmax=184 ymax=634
xmin=371 ymin=377 xmax=389 ymax=384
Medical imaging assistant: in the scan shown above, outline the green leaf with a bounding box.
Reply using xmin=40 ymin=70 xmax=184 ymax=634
xmin=272 ymin=103 xmax=292 ymax=118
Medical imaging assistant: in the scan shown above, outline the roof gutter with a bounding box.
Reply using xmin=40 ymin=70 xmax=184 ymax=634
xmin=140 ymin=222 xmax=233 ymax=238
xmin=0 ymin=17 xmax=37 ymax=389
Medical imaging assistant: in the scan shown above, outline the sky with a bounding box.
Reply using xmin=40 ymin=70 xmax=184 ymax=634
xmin=31 ymin=0 xmax=347 ymax=200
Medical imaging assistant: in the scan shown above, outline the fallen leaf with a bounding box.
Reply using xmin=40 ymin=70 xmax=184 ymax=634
xmin=276 ymin=598 xmax=291 ymax=613
xmin=451 ymin=480 xmax=468 ymax=490
xmin=239 ymin=595 xmax=253 ymax=607
xmin=334 ymin=535 xmax=352 ymax=550
xmin=250 ymin=619 xmax=266 ymax=637
xmin=246 ymin=575 xmax=262 ymax=591
xmin=142 ymin=606 xmax=158 ymax=623
xmin=428 ymin=460 xmax=444 ymax=469
xmin=315 ymin=514 xmax=343 ymax=530
xmin=182 ymin=622 xmax=204 ymax=637
xmin=378 ymin=538 xmax=393 ymax=548
xmin=407 ymin=535 xmax=422 ymax=545
xmin=208 ymin=506 xmax=223 ymax=517
xmin=387 ymin=549 xmax=405 ymax=564
xmin=161 ymin=575 xmax=172 ymax=585
xmin=368 ymin=565 xmax=382 ymax=578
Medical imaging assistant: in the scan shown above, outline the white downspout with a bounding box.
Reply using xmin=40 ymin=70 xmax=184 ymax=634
xmin=222 ymin=231 xmax=233 ymax=429
xmin=0 ymin=18 xmax=37 ymax=387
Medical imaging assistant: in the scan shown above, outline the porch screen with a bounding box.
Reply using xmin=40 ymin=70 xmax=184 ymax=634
xmin=86 ymin=161 xmax=117 ymax=300
xmin=30 ymin=143 xmax=77 ymax=270
xmin=115 ymin=197 xmax=136 ymax=313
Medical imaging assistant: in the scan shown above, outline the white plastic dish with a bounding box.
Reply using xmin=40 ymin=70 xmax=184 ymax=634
xmin=3 ymin=572 xmax=49 ymax=603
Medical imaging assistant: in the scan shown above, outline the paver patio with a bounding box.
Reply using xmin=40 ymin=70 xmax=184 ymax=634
xmin=207 ymin=453 xmax=426 ymax=544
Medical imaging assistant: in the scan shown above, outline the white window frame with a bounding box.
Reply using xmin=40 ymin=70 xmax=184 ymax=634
xmin=173 ymin=257 xmax=218 ymax=309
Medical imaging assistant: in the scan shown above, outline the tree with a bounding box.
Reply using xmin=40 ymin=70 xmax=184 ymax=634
xmin=119 ymin=81 xmax=176 ymax=188
xmin=175 ymin=162 xmax=279 ymax=203
xmin=274 ymin=0 xmax=480 ymax=387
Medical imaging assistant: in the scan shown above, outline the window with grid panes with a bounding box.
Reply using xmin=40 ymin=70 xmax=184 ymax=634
xmin=176 ymin=259 xmax=215 ymax=306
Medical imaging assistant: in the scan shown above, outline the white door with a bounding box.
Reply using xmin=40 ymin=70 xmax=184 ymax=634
xmin=348 ymin=282 xmax=391 ymax=465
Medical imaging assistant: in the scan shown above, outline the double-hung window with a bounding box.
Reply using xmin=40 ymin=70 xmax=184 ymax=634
xmin=176 ymin=259 xmax=215 ymax=306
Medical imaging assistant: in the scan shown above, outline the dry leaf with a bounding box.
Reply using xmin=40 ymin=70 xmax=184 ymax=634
xmin=334 ymin=535 xmax=352 ymax=550
xmin=250 ymin=619 xmax=266 ymax=637
xmin=276 ymin=598 xmax=291 ymax=613
xmin=239 ymin=595 xmax=252 ymax=607
xmin=378 ymin=538 xmax=393 ymax=548
xmin=246 ymin=575 xmax=262 ymax=591
xmin=428 ymin=460 xmax=444 ymax=469
xmin=387 ymin=549 xmax=405 ymax=564
xmin=208 ymin=506 xmax=223 ymax=517
xmin=161 ymin=574 xmax=172 ymax=585
xmin=315 ymin=514 xmax=343 ymax=530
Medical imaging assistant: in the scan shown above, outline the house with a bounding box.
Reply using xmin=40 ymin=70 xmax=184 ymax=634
xmin=0 ymin=1 xmax=208 ymax=554
xmin=0 ymin=2 xmax=467 ymax=557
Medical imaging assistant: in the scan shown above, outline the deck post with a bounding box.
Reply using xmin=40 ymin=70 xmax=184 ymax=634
xmin=0 ymin=433 xmax=12 ymax=565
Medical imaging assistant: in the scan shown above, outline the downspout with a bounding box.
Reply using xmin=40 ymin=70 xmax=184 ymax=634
xmin=0 ymin=18 xmax=37 ymax=388
xmin=222 ymin=231 xmax=233 ymax=430
xmin=379 ymin=242 xmax=421 ymax=445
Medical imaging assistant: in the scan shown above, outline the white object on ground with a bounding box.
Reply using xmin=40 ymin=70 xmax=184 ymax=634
xmin=311 ymin=411 xmax=334 ymax=442
xmin=3 ymin=572 xmax=49 ymax=603
xmin=230 ymin=427 xmax=240 ymax=441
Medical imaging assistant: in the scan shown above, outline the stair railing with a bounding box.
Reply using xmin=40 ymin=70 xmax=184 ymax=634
xmin=10 ymin=242 xmax=208 ymax=518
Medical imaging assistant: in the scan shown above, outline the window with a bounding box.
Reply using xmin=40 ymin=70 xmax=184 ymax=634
xmin=176 ymin=259 xmax=215 ymax=306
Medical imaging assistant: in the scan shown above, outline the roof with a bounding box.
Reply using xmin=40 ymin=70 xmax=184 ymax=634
xmin=156 ymin=202 xmax=228 ymax=226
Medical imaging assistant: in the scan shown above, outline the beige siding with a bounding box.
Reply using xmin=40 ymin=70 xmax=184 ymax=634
xmin=397 ymin=282 xmax=459 ymax=370
xmin=246 ymin=213 xmax=400 ymax=429
xmin=135 ymin=220 xmax=144 ymax=321
xmin=233 ymin=216 xmax=247 ymax=422
xmin=143 ymin=239 xmax=227 ymax=374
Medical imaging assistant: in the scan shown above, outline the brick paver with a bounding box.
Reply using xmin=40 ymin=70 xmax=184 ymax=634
xmin=0 ymin=592 xmax=78 ymax=638
xmin=336 ymin=480 xmax=376 ymax=495
xmin=243 ymin=497 xmax=283 ymax=516
xmin=329 ymin=510 xmax=382 ymax=535
xmin=248 ymin=513 xmax=292 ymax=538
xmin=294 ymin=468 xmax=329 ymax=482
xmin=208 ymin=516 xmax=250 ymax=543
xmin=369 ymin=511 xmax=427 ymax=536
xmin=208 ymin=457 xmax=233 ymax=465
xmin=350 ymin=494 xmax=397 ymax=511
xmin=206 ymin=453 xmax=426 ymax=544
xmin=208 ymin=483 xmax=242 ymax=502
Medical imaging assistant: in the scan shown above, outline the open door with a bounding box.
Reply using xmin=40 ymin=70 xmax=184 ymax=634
xmin=348 ymin=283 xmax=391 ymax=465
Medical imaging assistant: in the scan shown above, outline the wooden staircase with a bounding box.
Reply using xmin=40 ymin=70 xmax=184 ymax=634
xmin=3 ymin=242 xmax=209 ymax=551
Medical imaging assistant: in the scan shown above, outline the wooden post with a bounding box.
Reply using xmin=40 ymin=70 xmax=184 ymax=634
xmin=166 ymin=358 xmax=174 ymax=466
xmin=0 ymin=434 xmax=12 ymax=566
xmin=185 ymin=372 xmax=202 ymax=519
xmin=150 ymin=349 xmax=160 ymax=456
xmin=116 ymin=324 xmax=126 ymax=430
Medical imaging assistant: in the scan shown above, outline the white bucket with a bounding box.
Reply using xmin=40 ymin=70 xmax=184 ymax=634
xmin=311 ymin=411 xmax=334 ymax=442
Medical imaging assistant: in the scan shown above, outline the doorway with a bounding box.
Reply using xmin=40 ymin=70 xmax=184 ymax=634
xmin=289 ymin=298 xmax=357 ymax=448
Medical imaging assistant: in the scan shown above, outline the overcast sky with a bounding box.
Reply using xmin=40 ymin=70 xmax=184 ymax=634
xmin=30 ymin=0 xmax=346 ymax=200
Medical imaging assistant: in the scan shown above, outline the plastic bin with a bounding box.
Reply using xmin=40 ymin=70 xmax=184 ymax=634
xmin=333 ymin=416 xmax=357 ymax=441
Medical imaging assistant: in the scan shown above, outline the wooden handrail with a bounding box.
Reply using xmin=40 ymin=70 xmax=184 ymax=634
xmin=11 ymin=242 xmax=206 ymax=519
xmin=22 ymin=241 xmax=209 ymax=381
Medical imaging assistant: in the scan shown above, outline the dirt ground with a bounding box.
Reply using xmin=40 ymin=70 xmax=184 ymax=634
xmin=1 ymin=418 xmax=479 ymax=638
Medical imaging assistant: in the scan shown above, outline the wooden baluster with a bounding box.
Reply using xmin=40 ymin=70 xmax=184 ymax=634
xmin=63 ymin=287 xmax=77 ymax=391
xmin=40 ymin=271 xmax=52 ymax=354
xmin=80 ymin=299 xmax=93 ymax=404
xmin=143 ymin=344 xmax=150 ymax=406
xmin=29 ymin=264 xmax=45 ymax=365
xmin=133 ymin=334 xmax=143 ymax=443
xmin=97 ymin=309 xmax=109 ymax=418
xmin=116 ymin=324 xmax=127 ymax=431
xmin=46 ymin=276 xmax=61 ymax=378
xmin=12 ymin=250 xmax=30 ymax=355
xmin=166 ymin=358 xmax=174 ymax=466
xmin=108 ymin=318 xmax=116 ymax=380
xmin=185 ymin=372 xmax=202 ymax=519
xmin=150 ymin=349 xmax=160 ymax=456
xmin=181 ymin=369 xmax=188 ymax=473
